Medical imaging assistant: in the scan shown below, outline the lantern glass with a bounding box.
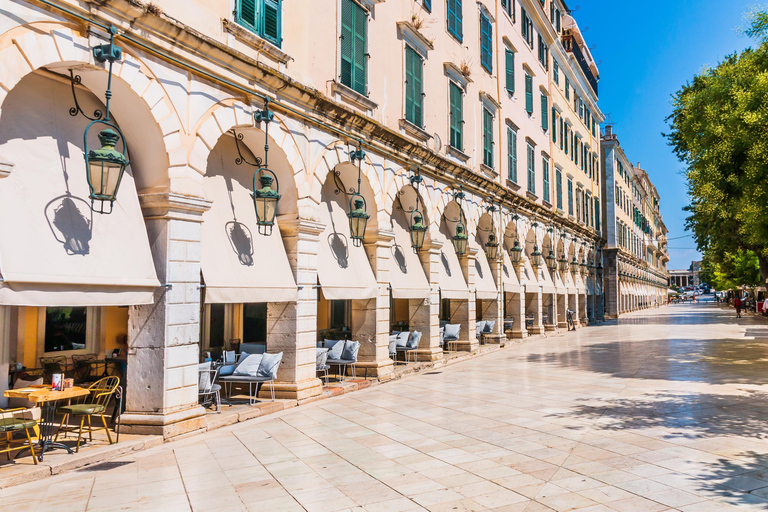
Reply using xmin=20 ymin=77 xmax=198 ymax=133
xmin=558 ymin=255 xmax=568 ymax=272
xmin=349 ymin=198 xmax=369 ymax=243
xmin=409 ymin=212 xmax=428 ymax=252
xmin=546 ymin=250 xmax=557 ymax=272
xmin=86 ymin=128 xmax=128 ymax=202
xmin=485 ymin=233 xmax=499 ymax=261
xmin=570 ymin=257 xmax=579 ymax=273
xmin=253 ymin=174 xmax=280 ymax=227
xmin=509 ymin=240 xmax=523 ymax=265
xmin=452 ymin=224 xmax=468 ymax=256
xmin=531 ymin=246 xmax=543 ymax=267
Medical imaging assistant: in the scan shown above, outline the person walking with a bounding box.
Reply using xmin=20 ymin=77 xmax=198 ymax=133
xmin=734 ymin=296 xmax=742 ymax=318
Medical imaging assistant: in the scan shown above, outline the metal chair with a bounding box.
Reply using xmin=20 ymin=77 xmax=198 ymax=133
xmin=198 ymin=365 xmax=221 ymax=413
xmin=54 ymin=376 xmax=119 ymax=452
xmin=39 ymin=356 xmax=69 ymax=382
xmin=71 ymin=354 xmax=103 ymax=384
xmin=0 ymin=408 xmax=38 ymax=464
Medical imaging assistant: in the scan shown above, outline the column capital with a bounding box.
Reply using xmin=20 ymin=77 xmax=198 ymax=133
xmin=278 ymin=217 xmax=325 ymax=238
xmin=139 ymin=192 xmax=212 ymax=222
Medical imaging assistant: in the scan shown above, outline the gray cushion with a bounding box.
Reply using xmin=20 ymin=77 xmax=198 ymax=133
xmin=406 ymin=331 xmax=422 ymax=349
xmin=218 ymin=364 xmax=235 ymax=377
xmin=341 ymin=341 xmax=360 ymax=361
xmin=233 ymin=354 xmax=263 ymax=377
xmin=257 ymin=352 xmax=282 ymax=380
xmin=316 ymin=348 xmax=329 ymax=369
xmin=476 ymin=321 xmax=487 ymax=336
xmin=198 ymin=361 xmax=212 ymax=391
xmin=327 ymin=340 xmax=345 ymax=360
xmin=219 ymin=375 xmax=273 ymax=383
xmin=444 ymin=323 xmax=461 ymax=341
xmin=484 ymin=320 xmax=495 ymax=333
xmin=240 ymin=342 xmax=266 ymax=355
xmin=396 ymin=331 xmax=409 ymax=348
xmin=224 ymin=351 xmax=237 ymax=365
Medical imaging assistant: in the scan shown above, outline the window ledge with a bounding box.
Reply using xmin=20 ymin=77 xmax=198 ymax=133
xmin=526 ymin=191 xmax=538 ymax=201
xmin=396 ymin=21 xmax=434 ymax=55
xmin=399 ymin=118 xmax=432 ymax=142
xmin=479 ymin=163 xmax=497 ymax=179
xmin=331 ymin=81 xmax=378 ymax=112
xmin=446 ymin=145 xmax=470 ymax=163
xmin=223 ymin=19 xmax=292 ymax=65
xmin=542 ymin=199 xmax=553 ymax=208
xmin=506 ymin=179 xmax=521 ymax=191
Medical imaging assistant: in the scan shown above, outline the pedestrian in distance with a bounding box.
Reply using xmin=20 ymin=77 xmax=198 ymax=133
xmin=734 ymin=296 xmax=742 ymax=318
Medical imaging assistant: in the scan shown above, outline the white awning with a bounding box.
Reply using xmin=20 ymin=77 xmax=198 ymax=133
xmin=575 ymin=273 xmax=587 ymax=294
xmin=554 ymin=269 xmax=566 ymax=293
xmin=0 ymin=74 xmax=158 ymax=306
xmin=201 ymin=152 xmax=297 ymax=304
xmin=520 ymin=260 xmax=537 ymax=292
xmin=501 ymin=249 xmax=521 ymax=294
xmin=434 ymin=223 xmax=468 ymax=299
xmin=472 ymin=239 xmax=497 ymax=300
xmin=536 ymin=266 xmax=557 ymax=294
xmin=317 ymin=196 xmax=378 ymax=300
xmin=389 ymin=211 xmax=430 ymax=299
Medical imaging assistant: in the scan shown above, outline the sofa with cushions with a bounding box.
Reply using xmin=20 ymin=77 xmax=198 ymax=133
xmin=320 ymin=339 xmax=360 ymax=381
xmin=391 ymin=331 xmax=423 ymax=363
xmin=475 ymin=320 xmax=495 ymax=344
xmin=217 ymin=351 xmax=283 ymax=405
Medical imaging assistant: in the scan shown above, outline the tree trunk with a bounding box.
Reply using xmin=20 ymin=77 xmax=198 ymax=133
xmin=758 ymin=253 xmax=768 ymax=284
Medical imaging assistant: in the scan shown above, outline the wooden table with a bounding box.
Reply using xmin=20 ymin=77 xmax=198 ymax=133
xmin=5 ymin=386 xmax=90 ymax=461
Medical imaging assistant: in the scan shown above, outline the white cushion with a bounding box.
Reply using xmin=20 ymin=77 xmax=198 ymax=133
xmin=444 ymin=324 xmax=461 ymax=341
xmin=396 ymin=331 xmax=409 ymax=347
xmin=476 ymin=321 xmax=487 ymax=336
xmin=233 ymin=354 xmax=264 ymax=377
xmin=257 ymin=352 xmax=283 ymax=380
xmin=327 ymin=340 xmax=345 ymax=360
xmin=407 ymin=331 xmax=422 ymax=349
xmin=316 ymin=348 xmax=329 ymax=369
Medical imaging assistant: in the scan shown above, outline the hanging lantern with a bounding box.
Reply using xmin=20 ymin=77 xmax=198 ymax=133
xmin=509 ymin=239 xmax=523 ymax=266
xmin=85 ymin=127 xmax=129 ymax=210
xmin=349 ymin=197 xmax=369 ymax=246
xmin=531 ymin=245 xmax=543 ymax=267
xmin=558 ymin=253 xmax=569 ymax=272
xmin=570 ymin=257 xmax=580 ymax=274
xmin=580 ymin=260 xmax=588 ymax=274
xmin=485 ymin=232 xmax=499 ymax=261
xmin=452 ymin=223 xmax=469 ymax=256
xmin=546 ymin=249 xmax=557 ymax=272
xmin=253 ymin=174 xmax=280 ymax=231
xmin=409 ymin=211 xmax=428 ymax=252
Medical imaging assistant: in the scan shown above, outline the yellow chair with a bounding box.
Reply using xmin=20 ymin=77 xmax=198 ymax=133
xmin=54 ymin=376 xmax=119 ymax=452
xmin=0 ymin=408 xmax=38 ymax=464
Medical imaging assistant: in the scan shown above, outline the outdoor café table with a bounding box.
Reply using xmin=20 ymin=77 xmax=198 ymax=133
xmin=4 ymin=385 xmax=90 ymax=462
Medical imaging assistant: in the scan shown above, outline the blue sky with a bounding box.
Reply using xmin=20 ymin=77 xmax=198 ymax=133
xmin=576 ymin=0 xmax=759 ymax=270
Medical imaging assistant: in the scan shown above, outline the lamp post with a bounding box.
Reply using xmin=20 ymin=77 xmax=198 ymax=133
xmin=408 ymin=172 xmax=428 ymax=253
xmin=450 ymin=188 xmax=469 ymax=257
xmin=348 ymin=147 xmax=370 ymax=246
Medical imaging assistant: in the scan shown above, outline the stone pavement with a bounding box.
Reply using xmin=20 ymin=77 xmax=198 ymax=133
xmin=4 ymin=301 xmax=768 ymax=512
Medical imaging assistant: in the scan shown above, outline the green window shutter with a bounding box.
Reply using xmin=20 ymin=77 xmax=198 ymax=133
xmin=527 ymin=144 xmax=535 ymax=194
xmin=353 ymin=3 xmax=367 ymax=94
xmin=483 ymin=108 xmax=493 ymax=167
xmin=551 ymin=108 xmax=557 ymax=142
xmin=238 ymin=0 xmax=258 ymax=30
xmin=405 ymin=47 xmax=423 ymax=127
xmin=480 ymin=13 xmax=492 ymax=73
xmin=508 ymin=127 xmax=517 ymax=182
xmin=521 ymin=8 xmax=527 ymax=39
xmin=405 ymin=47 xmax=415 ymax=125
xmin=262 ymin=0 xmax=281 ymax=46
xmin=505 ymin=49 xmax=514 ymax=94
xmin=447 ymin=0 xmax=463 ymax=41
xmin=553 ymin=60 xmax=559 ymax=85
xmin=556 ymin=169 xmax=563 ymax=209
xmin=565 ymin=78 xmax=570 ymax=100
xmin=568 ymin=178 xmax=573 ymax=215
xmin=524 ymin=73 xmax=533 ymax=114
xmin=449 ymin=82 xmax=463 ymax=150
xmin=559 ymin=118 xmax=563 ymax=150
xmin=543 ymin=159 xmax=550 ymax=203
xmin=540 ymin=94 xmax=548 ymax=131
xmin=424 ymin=0 xmax=431 ymax=11
xmin=340 ymin=0 xmax=367 ymax=94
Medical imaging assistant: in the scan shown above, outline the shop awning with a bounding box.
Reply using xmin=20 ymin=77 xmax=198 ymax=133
xmin=317 ymin=196 xmax=378 ymax=300
xmin=564 ymin=272 xmax=576 ymax=293
xmin=389 ymin=212 xmax=430 ymax=299
xmin=575 ymin=273 xmax=587 ymax=294
xmin=554 ymin=270 xmax=566 ymax=293
xmin=201 ymin=165 xmax=297 ymax=304
xmin=472 ymin=239 xmax=497 ymax=300
xmin=434 ymin=224 xmax=468 ymax=299
xmin=0 ymin=95 xmax=159 ymax=306
xmin=520 ymin=260 xmax=537 ymax=291
xmin=536 ymin=266 xmax=557 ymax=294
xmin=501 ymin=249 xmax=521 ymax=294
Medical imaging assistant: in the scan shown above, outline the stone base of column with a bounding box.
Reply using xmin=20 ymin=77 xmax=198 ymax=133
xmin=511 ymin=329 xmax=528 ymax=339
xmin=544 ymin=324 xmax=557 ymax=332
xmin=483 ymin=334 xmax=506 ymax=345
xmin=453 ymin=339 xmax=479 ymax=352
xmin=258 ymin=378 xmax=324 ymax=402
xmin=528 ymin=325 xmax=545 ymax=335
xmin=354 ymin=359 xmax=394 ymax=380
xmin=415 ymin=347 xmax=444 ymax=362
xmin=120 ymin=405 xmax=207 ymax=439
xmin=557 ymin=321 xmax=567 ymax=329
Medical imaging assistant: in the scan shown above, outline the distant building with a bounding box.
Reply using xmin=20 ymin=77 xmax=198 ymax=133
xmin=669 ymin=262 xmax=701 ymax=288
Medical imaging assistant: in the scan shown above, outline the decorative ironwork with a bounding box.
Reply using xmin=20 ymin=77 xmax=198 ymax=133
xmin=68 ymin=71 xmax=103 ymax=121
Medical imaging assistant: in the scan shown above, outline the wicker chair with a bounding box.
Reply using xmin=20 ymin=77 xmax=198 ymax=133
xmin=39 ymin=356 xmax=70 ymax=382
xmin=54 ymin=376 xmax=119 ymax=452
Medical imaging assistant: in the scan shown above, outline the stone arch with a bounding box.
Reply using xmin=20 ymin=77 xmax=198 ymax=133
xmin=0 ymin=22 xmax=184 ymax=192
xmin=476 ymin=212 xmax=495 ymax=247
xmin=383 ymin=170 xmax=436 ymax=225
xmin=442 ymin=199 xmax=468 ymax=240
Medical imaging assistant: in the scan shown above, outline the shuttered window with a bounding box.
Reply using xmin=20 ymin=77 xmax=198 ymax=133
xmin=542 ymin=158 xmax=550 ymax=203
xmin=553 ymin=60 xmax=559 ymax=85
xmin=480 ymin=12 xmax=492 ymax=73
xmin=508 ymin=127 xmax=517 ymax=183
xmin=526 ymin=144 xmax=535 ymax=194
xmin=556 ymin=169 xmax=563 ymax=209
xmin=340 ymin=0 xmax=367 ymax=95
xmin=449 ymin=82 xmax=463 ymax=150
xmin=483 ymin=108 xmax=493 ymax=168
xmin=237 ymin=0 xmax=282 ymax=47
xmin=447 ymin=0 xmax=463 ymax=41
xmin=567 ymin=178 xmax=573 ymax=215
xmin=551 ymin=108 xmax=557 ymax=142
xmin=505 ymin=49 xmax=515 ymax=94
xmin=540 ymin=93 xmax=548 ymax=132
xmin=524 ymin=73 xmax=533 ymax=114
xmin=423 ymin=0 xmax=432 ymax=12
xmin=565 ymin=78 xmax=570 ymax=100
xmin=404 ymin=46 xmax=424 ymax=127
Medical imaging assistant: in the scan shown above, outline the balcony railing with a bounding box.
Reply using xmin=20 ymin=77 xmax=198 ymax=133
xmin=562 ymin=35 xmax=598 ymax=96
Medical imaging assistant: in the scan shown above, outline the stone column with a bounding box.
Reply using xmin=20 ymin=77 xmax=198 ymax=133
xmin=557 ymin=291 xmax=567 ymax=329
xmin=123 ymin=192 xmax=211 ymax=438
xmin=603 ymin=249 xmax=620 ymax=319
xmin=414 ymin=237 xmax=442 ymax=361
xmin=527 ymin=288 xmax=544 ymax=335
xmin=455 ymin=248 xmax=478 ymax=352
xmin=570 ymin=289 xmax=581 ymax=328
xmin=266 ymin=218 xmax=324 ymax=402
xmin=356 ymin=230 xmax=394 ymax=380
xmin=510 ymin=269 xmax=528 ymax=339
xmin=484 ymin=252 xmax=506 ymax=345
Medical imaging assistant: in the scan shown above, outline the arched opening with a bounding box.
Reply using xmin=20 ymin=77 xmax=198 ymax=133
xmin=436 ymin=200 xmax=471 ymax=351
xmin=474 ymin=212 xmax=498 ymax=339
xmin=501 ymin=219 xmax=523 ymax=338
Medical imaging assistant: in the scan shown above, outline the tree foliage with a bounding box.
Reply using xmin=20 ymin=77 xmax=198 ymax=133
xmin=666 ymin=11 xmax=768 ymax=281
xmin=699 ymin=250 xmax=761 ymax=292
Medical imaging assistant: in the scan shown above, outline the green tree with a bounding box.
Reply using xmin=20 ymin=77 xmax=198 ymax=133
xmin=666 ymin=11 xmax=768 ymax=282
